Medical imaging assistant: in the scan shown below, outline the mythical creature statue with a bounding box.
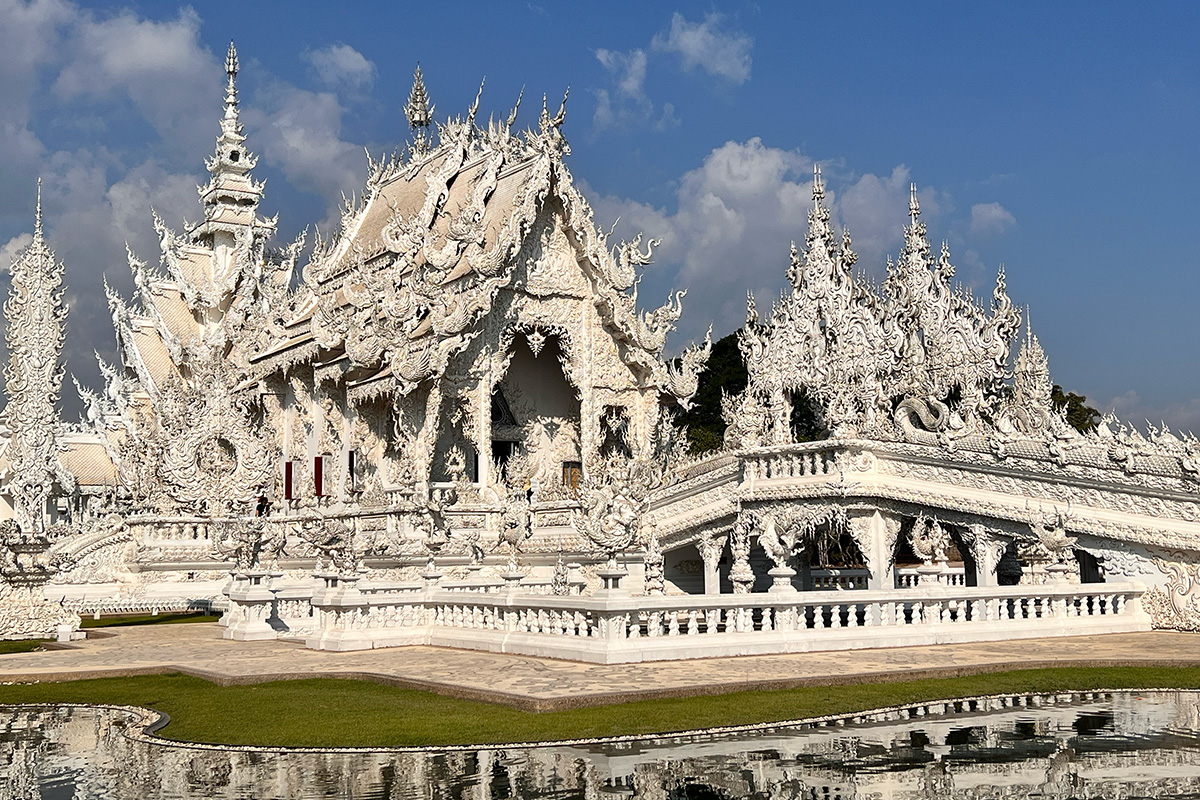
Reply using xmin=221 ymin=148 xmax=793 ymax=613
xmin=1028 ymin=507 xmax=1077 ymax=565
xmin=757 ymin=513 xmax=791 ymax=571
xmin=498 ymin=489 xmax=533 ymax=570
xmin=300 ymin=518 xmax=358 ymax=575
xmin=910 ymin=515 xmax=951 ymax=565
xmin=573 ymin=456 xmax=660 ymax=569
xmin=210 ymin=518 xmax=285 ymax=571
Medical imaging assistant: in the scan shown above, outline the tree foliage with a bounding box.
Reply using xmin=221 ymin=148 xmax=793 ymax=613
xmin=1051 ymin=384 xmax=1101 ymax=434
xmin=676 ymin=331 xmax=746 ymax=454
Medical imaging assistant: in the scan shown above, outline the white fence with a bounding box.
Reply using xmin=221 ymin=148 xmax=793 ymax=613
xmin=249 ymin=579 xmax=1150 ymax=663
xmin=895 ymin=566 xmax=968 ymax=588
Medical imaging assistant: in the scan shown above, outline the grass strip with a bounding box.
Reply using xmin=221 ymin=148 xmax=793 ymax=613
xmin=79 ymin=613 xmax=219 ymax=629
xmin=0 ymin=640 xmax=49 ymax=655
xmin=2 ymin=666 xmax=1200 ymax=748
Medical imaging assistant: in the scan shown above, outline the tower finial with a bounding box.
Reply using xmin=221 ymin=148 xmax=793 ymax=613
xmin=812 ymin=163 xmax=825 ymax=203
xmin=224 ymin=42 xmax=239 ymax=123
xmin=405 ymin=63 xmax=433 ymax=131
xmin=34 ymin=177 xmax=42 ymax=239
xmin=909 ymin=183 xmax=920 ymax=220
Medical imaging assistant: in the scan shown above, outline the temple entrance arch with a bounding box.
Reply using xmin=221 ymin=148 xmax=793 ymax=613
xmin=484 ymin=332 xmax=581 ymax=495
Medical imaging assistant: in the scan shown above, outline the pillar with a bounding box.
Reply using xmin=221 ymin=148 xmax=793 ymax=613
xmin=849 ymin=509 xmax=902 ymax=590
xmin=699 ymin=534 xmax=727 ymax=595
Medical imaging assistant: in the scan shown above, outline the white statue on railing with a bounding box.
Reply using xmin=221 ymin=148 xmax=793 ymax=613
xmin=573 ymin=454 xmax=662 ymax=592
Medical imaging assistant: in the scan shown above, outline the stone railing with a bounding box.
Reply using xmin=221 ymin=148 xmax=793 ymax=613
xmin=279 ymin=580 xmax=1149 ymax=662
xmin=742 ymin=444 xmax=845 ymax=483
xmin=895 ymin=566 xmax=968 ymax=588
xmin=809 ymin=568 xmax=870 ymax=590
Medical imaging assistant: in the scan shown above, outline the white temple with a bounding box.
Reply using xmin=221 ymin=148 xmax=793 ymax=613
xmin=1 ymin=46 xmax=1198 ymax=660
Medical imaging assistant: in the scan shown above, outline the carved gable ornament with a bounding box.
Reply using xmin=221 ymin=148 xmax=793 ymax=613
xmin=158 ymin=382 xmax=273 ymax=511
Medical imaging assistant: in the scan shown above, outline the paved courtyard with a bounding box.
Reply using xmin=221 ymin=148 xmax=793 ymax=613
xmin=0 ymin=625 xmax=1197 ymax=710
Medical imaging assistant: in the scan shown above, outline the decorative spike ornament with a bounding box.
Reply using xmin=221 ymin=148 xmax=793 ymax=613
xmin=405 ymin=64 xmax=434 ymax=131
xmin=4 ymin=180 xmax=68 ymax=534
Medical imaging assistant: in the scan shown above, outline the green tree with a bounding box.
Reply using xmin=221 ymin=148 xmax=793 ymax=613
xmin=1051 ymin=385 xmax=1101 ymax=434
xmin=676 ymin=331 xmax=746 ymax=453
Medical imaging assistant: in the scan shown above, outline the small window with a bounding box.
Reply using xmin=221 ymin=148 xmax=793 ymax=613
xmin=229 ymin=149 xmax=240 ymax=162
xmin=284 ymin=461 xmax=295 ymax=500
xmin=313 ymin=455 xmax=325 ymax=497
xmin=562 ymin=461 xmax=583 ymax=489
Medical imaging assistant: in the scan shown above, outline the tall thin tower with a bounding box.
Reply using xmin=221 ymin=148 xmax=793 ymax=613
xmin=5 ymin=180 xmax=68 ymax=534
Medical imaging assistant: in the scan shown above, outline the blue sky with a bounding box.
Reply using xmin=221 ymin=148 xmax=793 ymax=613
xmin=2 ymin=1 xmax=1199 ymax=428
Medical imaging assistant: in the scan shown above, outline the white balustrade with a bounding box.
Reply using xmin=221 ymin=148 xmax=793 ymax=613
xmin=294 ymin=580 xmax=1149 ymax=663
xmin=896 ymin=565 xmax=967 ymax=588
xmin=809 ymin=568 xmax=870 ymax=590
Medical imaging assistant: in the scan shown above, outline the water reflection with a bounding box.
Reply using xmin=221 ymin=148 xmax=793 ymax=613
xmin=4 ymin=691 xmax=1200 ymax=799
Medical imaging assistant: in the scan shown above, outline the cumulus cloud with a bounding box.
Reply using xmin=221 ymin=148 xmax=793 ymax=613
xmin=651 ymin=12 xmax=753 ymax=84
xmin=592 ymin=12 xmax=751 ymax=132
xmin=304 ymin=43 xmax=376 ymax=94
xmin=243 ymin=82 xmax=365 ymax=233
xmin=583 ymin=139 xmax=951 ymax=346
xmin=51 ymin=7 xmax=219 ymax=156
xmin=969 ymin=201 xmax=1016 ymax=236
xmin=0 ymin=233 xmax=33 ymax=271
xmin=592 ymin=47 xmax=678 ymax=131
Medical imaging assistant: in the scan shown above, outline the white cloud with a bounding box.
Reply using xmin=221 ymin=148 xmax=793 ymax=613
xmin=305 ymin=43 xmax=376 ymax=94
xmin=591 ymin=12 xmax=751 ymax=133
xmin=583 ymin=139 xmax=952 ymax=346
xmin=51 ymin=7 xmax=219 ymax=156
xmin=243 ymin=82 xmax=365 ymax=233
xmin=596 ymin=48 xmax=647 ymax=97
xmin=969 ymin=201 xmax=1016 ymax=236
xmin=651 ymin=12 xmax=753 ymax=85
xmin=592 ymin=47 xmax=678 ymax=131
xmin=0 ymin=232 xmax=33 ymax=271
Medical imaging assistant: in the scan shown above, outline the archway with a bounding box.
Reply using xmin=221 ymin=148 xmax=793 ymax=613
xmin=489 ymin=333 xmax=581 ymax=495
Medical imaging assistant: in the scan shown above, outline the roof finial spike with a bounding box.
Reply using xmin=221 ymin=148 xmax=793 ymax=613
xmin=223 ymin=42 xmax=239 ymax=120
xmin=813 ymin=163 xmax=825 ymax=202
xmin=34 ymin=177 xmax=43 ymax=239
xmin=909 ymin=182 xmax=920 ymax=220
xmin=466 ymin=76 xmax=485 ymax=126
xmin=405 ymin=63 xmax=433 ymax=131
xmin=506 ymin=85 xmax=525 ymax=129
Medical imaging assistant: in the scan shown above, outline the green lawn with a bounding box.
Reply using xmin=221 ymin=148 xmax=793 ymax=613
xmin=0 ymin=639 xmax=49 ymax=655
xmin=1 ymin=666 xmax=1199 ymax=748
xmin=79 ymin=613 xmax=220 ymax=629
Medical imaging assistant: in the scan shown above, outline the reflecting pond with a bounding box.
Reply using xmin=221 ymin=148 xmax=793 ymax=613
xmin=5 ymin=690 xmax=1200 ymax=799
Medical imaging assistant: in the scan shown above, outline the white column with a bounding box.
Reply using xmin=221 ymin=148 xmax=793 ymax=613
xmin=851 ymin=509 xmax=901 ymax=590
xmin=699 ymin=534 xmax=727 ymax=595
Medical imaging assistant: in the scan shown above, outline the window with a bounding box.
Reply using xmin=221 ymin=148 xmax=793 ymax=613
xmin=284 ymin=461 xmax=295 ymax=500
xmin=562 ymin=461 xmax=583 ymax=489
xmin=313 ymin=455 xmax=326 ymax=497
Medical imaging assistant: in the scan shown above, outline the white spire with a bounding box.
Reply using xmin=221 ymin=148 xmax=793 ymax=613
xmin=4 ymin=182 xmax=68 ymax=534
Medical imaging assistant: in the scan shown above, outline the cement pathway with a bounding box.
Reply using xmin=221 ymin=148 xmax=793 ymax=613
xmin=1 ymin=624 xmax=1198 ymax=710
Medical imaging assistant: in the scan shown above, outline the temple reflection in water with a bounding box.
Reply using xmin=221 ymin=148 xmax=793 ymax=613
xmin=5 ymin=691 xmax=1200 ymax=799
